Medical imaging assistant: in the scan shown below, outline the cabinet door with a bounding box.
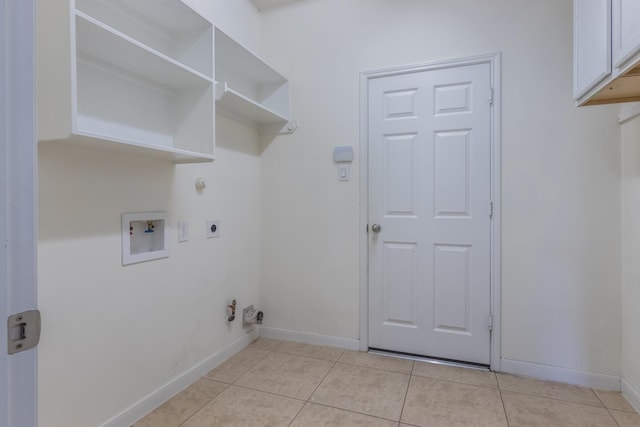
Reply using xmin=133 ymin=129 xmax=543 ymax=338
xmin=612 ymin=0 xmax=640 ymax=68
xmin=574 ymin=0 xmax=611 ymax=99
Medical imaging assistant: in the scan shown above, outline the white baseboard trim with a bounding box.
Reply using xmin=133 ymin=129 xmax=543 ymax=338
xmin=100 ymin=329 xmax=259 ymax=427
xmin=622 ymin=378 xmax=640 ymax=413
xmin=500 ymin=358 xmax=621 ymax=391
xmin=259 ymin=327 xmax=360 ymax=351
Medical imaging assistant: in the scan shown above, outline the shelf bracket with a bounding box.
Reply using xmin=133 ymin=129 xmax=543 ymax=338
xmin=259 ymin=120 xmax=298 ymax=137
xmin=214 ymin=81 xmax=228 ymax=101
xmin=279 ymin=120 xmax=298 ymax=134
xmin=618 ymin=102 xmax=640 ymax=124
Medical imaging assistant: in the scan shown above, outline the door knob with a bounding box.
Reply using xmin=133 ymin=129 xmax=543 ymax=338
xmin=371 ymin=224 xmax=382 ymax=233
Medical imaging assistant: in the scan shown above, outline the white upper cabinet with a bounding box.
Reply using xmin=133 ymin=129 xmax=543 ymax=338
xmin=574 ymin=0 xmax=640 ymax=106
xmin=612 ymin=0 xmax=640 ymax=68
xmin=573 ymin=0 xmax=611 ymax=99
xmin=37 ymin=0 xmax=215 ymax=163
xmin=214 ymin=28 xmax=293 ymax=132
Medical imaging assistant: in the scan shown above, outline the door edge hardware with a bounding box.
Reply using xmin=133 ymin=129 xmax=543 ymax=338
xmin=7 ymin=309 xmax=41 ymax=355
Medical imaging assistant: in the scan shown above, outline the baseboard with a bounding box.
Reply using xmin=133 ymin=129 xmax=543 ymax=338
xmin=99 ymin=329 xmax=259 ymax=427
xmin=622 ymin=378 xmax=640 ymax=413
xmin=500 ymin=358 xmax=621 ymax=391
xmin=259 ymin=326 xmax=360 ymax=351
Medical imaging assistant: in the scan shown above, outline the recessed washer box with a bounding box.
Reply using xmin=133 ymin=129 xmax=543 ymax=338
xmin=122 ymin=212 xmax=169 ymax=266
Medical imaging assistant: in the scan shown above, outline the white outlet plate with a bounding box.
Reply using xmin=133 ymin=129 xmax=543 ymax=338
xmin=242 ymin=305 xmax=254 ymax=328
xmin=206 ymin=220 xmax=220 ymax=238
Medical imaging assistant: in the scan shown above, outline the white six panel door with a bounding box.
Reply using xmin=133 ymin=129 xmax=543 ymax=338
xmin=368 ymin=63 xmax=492 ymax=365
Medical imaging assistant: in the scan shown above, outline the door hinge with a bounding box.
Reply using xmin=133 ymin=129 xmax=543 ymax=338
xmin=489 ymin=200 xmax=494 ymax=218
xmin=489 ymin=87 xmax=494 ymax=105
xmin=488 ymin=313 xmax=493 ymax=331
xmin=7 ymin=309 xmax=41 ymax=355
xmin=366 ymin=224 xmax=369 ymax=233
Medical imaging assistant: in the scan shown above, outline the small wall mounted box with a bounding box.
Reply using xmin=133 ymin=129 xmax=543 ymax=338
xmin=333 ymin=146 xmax=354 ymax=163
xmin=122 ymin=212 xmax=169 ymax=266
xmin=333 ymin=146 xmax=354 ymax=181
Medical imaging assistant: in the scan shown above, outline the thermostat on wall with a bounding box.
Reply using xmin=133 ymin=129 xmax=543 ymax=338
xmin=333 ymin=146 xmax=354 ymax=163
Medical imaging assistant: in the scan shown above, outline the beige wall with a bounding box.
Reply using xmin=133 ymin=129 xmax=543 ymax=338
xmin=259 ymin=0 xmax=622 ymax=376
xmin=37 ymin=1 xmax=262 ymax=425
xmin=36 ymin=1 xmax=634 ymax=424
xmin=621 ymin=109 xmax=640 ymax=407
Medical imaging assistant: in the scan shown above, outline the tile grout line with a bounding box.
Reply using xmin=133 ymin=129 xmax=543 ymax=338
xmin=204 ymin=344 xmax=272 ymax=385
xmin=498 ymin=388 xmax=511 ymax=427
xmin=229 ymin=382 xmax=307 ymax=403
xmin=497 ymin=388 xmax=612 ymax=410
xmin=286 ymin=400 xmax=307 ymax=427
xmin=496 ymin=374 xmax=511 ymax=427
xmin=592 ymin=389 xmax=624 ymax=427
xmin=177 ymin=340 xmax=276 ymax=426
xmin=606 ymin=407 xmax=624 ymax=427
xmin=410 ymin=374 xmax=501 ymax=390
xmin=397 ymin=360 xmax=415 ymax=425
xmin=229 ymin=346 xmax=273 ymax=384
xmin=593 ymin=387 xmax=640 ymax=414
xmin=306 ymin=350 xmax=343 ymax=401
xmin=319 ymin=355 xmax=413 ymax=423
xmin=337 ymin=360 xmax=415 ymax=375
xmin=141 ymin=339 xmax=638 ymax=427
xmin=301 ymin=400 xmax=405 ymax=424
xmin=141 ymin=340 xmax=410 ymax=426
xmin=178 ymin=340 xmax=289 ymax=427
xmin=287 ymin=349 xmax=344 ymax=426
xmin=177 ymin=381 xmax=231 ymax=427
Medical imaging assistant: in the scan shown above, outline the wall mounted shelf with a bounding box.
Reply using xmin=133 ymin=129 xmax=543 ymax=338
xmin=215 ymin=82 xmax=289 ymax=124
xmin=215 ymin=28 xmax=295 ymax=132
xmin=37 ymin=0 xmax=215 ymax=163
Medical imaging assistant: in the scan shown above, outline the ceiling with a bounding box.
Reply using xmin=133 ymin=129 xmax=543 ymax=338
xmin=250 ymin=0 xmax=302 ymax=11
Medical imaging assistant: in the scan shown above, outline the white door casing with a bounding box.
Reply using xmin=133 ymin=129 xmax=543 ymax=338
xmin=359 ymin=54 xmax=501 ymax=368
xmin=1 ymin=1 xmax=38 ymax=426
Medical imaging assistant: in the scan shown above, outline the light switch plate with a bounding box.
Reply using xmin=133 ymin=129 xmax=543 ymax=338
xmin=178 ymin=221 xmax=189 ymax=242
xmin=338 ymin=164 xmax=350 ymax=181
xmin=206 ymin=220 xmax=220 ymax=238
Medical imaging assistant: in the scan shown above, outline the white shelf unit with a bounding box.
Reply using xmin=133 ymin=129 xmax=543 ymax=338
xmin=37 ymin=0 xmax=215 ymax=163
xmin=215 ymin=28 xmax=293 ymax=131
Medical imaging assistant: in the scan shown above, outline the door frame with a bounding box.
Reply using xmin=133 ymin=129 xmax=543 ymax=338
xmin=358 ymin=53 xmax=502 ymax=371
xmin=1 ymin=0 xmax=38 ymax=426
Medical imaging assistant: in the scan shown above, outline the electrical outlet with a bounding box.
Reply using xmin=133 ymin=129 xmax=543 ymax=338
xmin=206 ymin=220 xmax=220 ymax=238
xmin=242 ymin=305 xmax=254 ymax=328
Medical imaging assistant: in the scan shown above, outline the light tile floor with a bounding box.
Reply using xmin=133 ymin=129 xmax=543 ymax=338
xmin=134 ymin=338 xmax=640 ymax=427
